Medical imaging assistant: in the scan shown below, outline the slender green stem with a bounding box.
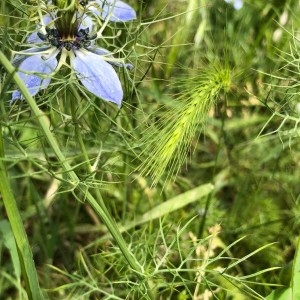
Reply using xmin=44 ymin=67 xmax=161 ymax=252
xmin=0 ymin=126 xmax=43 ymax=300
xmin=0 ymin=51 xmax=153 ymax=299
xmin=69 ymin=85 xmax=118 ymax=228
xmin=69 ymin=85 xmax=112 ymax=218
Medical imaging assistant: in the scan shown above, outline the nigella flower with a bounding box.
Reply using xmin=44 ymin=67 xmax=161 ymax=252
xmin=224 ymin=0 xmax=243 ymax=10
xmin=11 ymin=0 xmax=136 ymax=107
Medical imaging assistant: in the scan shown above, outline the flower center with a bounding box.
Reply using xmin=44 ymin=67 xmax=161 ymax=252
xmin=38 ymin=27 xmax=96 ymax=51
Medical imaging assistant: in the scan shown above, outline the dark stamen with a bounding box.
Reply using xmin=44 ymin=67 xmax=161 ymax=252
xmin=42 ymin=26 xmax=95 ymax=51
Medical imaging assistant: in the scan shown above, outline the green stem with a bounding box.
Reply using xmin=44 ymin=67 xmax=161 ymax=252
xmin=0 ymin=128 xmax=43 ymax=299
xmin=69 ymin=86 xmax=112 ymax=216
xmin=0 ymin=51 xmax=153 ymax=299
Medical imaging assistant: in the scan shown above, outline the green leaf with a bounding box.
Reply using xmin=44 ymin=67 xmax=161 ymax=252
xmin=0 ymin=220 xmax=21 ymax=279
xmin=266 ymin=237 xmax=300 ymax=300
xmin=266 ymin=287 xmax=292 ymax=300
xmin=138 ymin=183 xmax=214 ymax=223
xmin=292 ymin=237 xmax=300 ymax=299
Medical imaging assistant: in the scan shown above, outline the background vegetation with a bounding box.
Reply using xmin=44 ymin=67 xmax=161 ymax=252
xmin=0 ymin=0 xmax=299 ymax=299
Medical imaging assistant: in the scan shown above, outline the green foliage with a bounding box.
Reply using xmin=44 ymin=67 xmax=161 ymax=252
xmin=0 ymin=0 xmax=299 ymax=299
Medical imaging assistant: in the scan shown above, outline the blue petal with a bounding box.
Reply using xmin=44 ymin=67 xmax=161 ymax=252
xmin=79 ymin=14 xmax=95 ymax=32
xmin=88 ymin=47 xmax=133 ymax=70
xmin=27 ymin=32 xmax=42 ymax=44
xmin=94 ymin=0 xmax=136 ymax=22
xmin=224 ymin=0 xmax=243 ymax=10
xmin=12 ymin=47 xmax=52 ymax=67
xmin=233 ymin=0 xmax=243 ymax=10
xmin=73 ymin=50 xmax=123 ymax=107
xmin=11 ymin=54 xmax=57 ymax=102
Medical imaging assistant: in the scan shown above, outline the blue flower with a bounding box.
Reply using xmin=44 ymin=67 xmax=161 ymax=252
xmin=11 ymin=1 xmax=136 ymax=107
xmin=224 ymin=0 xmax=243 ymax=10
